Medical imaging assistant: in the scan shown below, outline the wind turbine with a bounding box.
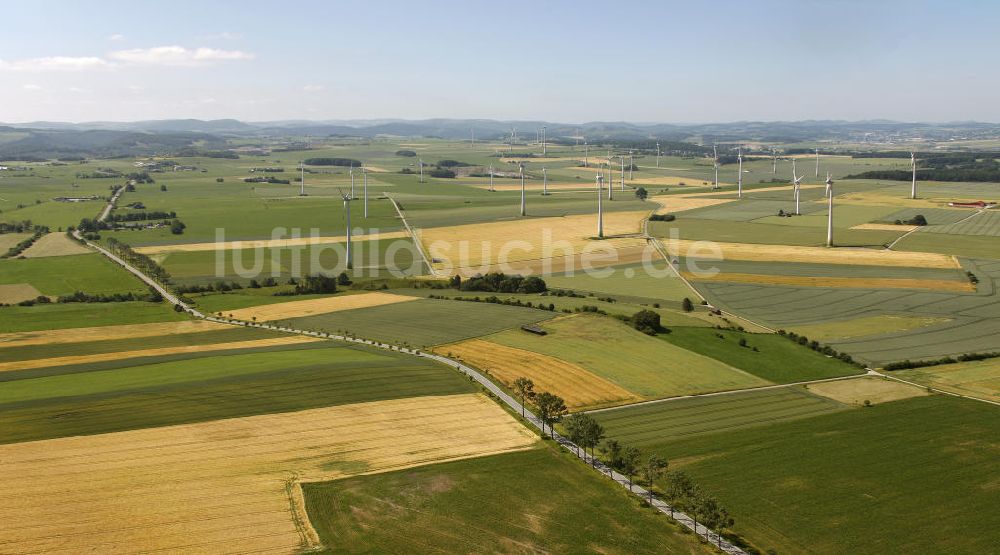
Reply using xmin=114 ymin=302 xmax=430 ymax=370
xmin=340 ymin=189 xmax=353 ymax=269
xmin=470 ymin=128 xmax=475 ymax=148
xmin=299 ymin=161 xmax=306 ymax=196
xmin=910 ymin=152 xmax=918 ymax=199
xmin=628 ymin=150 xmax=634 ymax=180
xmin=772 ymin=148 xmax=777 ymax=174
xmin=596 ymin=174 xmax=604 ymax=238
xmin=791 ymin=158 xmax=803 ymax=215
xmin=489 ymin=164 xmax=495 ymax=192
xmin=362 ymin=165 xmax=368 ymax=218
xmin=542 ymin=167 xmax=549 ymax=195
xmin=584 ymin=141 xmax=589 ymax=167
xmin=656 ymin=142 xmax=661 ymax=168
xmin=814 ymin=148 xmax=820 ymax=178
xmin=519 ymin=163 xmax=526 ymax=216
xmin=737 ymin=146 xmax=743 ymax=199
xmin=350 ymin=165 xmax=356 ymax=198
xmin=713 ymin=145 xmax=720 ymax=190
xmin=826 ymin=172 xmax=834 ymax=247
xmin=541 ymin=125 xmax=547 ymax=155
xmin=418 ymin=159 xmax=424 ymax=183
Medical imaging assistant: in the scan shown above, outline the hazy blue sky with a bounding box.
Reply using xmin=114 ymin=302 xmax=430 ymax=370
xmin=2 ymin=0 xmax=998 ymax=123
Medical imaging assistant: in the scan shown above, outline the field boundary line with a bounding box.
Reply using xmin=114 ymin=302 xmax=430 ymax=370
xmin=583 ymin=373 xmax=867 ymax=414
xmin=386 ymin=193 xmax=438 ymax=277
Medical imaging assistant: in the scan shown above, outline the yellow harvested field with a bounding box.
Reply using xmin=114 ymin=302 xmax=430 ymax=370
xmin=0 ymin=283 xmax=43 ymax=304
xmin=0 ymin=320 xmax=229 ymax=348
xmin=650 ymin=196 xmax=735 ymax=213
xmin=661 ymin=238 xmax=960 ymax=269
xmin=0 ymin=233 xmax=31 ymax=251
xmin=20 ymin=233 xmax=91 ymax=257
xmin=0 ymin=336 xmax=322 ymax=373
xmin=441 ymin=339 xmax=640 ymax=409
xmin=225 ymin=292 xmax=418 ymax=321
xmin=681 ymin=271 xmax=974 ymax=292
xmin=806 ymin=377 xmax=930 ymax=406
xmin=833 ymin=191 xmax=979 ymax=209
xmin=133 ymin=230 xmax=408 ymax=255
xmin=687 ymin=183 xmax=824 ymax=197
xmin=0 ymin=394 xmax=536 ymax=555
xmin=419 ymin=212 xmax=648 ymax=273
xmin=851 ymin=223 xmax=920 ymax=232
xmin=499 ymin=156 xmax=583 ymax=163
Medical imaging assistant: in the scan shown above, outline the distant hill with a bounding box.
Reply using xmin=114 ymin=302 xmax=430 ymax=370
xmin=3 ymin=118 xmax=1000 ymax=160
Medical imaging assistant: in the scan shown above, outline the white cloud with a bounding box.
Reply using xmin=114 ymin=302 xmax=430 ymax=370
xmin=22 ymin=84 xmax=42 ymax=91
xmin=68 ymin=86 xmax=88 ymax=93
xmin=0 ymin=56 xmax=112 ymax=72
xmin=108 ymin=34 xmax=126 ymax=41
xmin=127 ymin=85 xmax=145 ymax=92
xmin=303 ymin=84 xmax=325 ymax=92
xmin=108 ymin=46 xmax=254 ymax=66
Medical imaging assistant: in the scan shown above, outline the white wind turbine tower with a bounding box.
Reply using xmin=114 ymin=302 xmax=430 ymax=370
xmin=825 ymin=172 xmax=835 ymax=247
xmin=418 ymin=159 xmax=424 ymax=183
xmin=815 ymin=148 xmax=820 ymax=178
xmin=628 ymin=150 xmax=634 ymax=180
xmin=470 ymin=128 xmax=475 ymax=148
xmin=772 ymin=148 xmax=777 ymax=174
xmin=296 ymin=162 xmax=304 ymax=196
xmin=519 ymin=163 xmax=526 ymax=216
xmin=584 ymin=140 xmax=589 ymax=167
xmin=620 ymin=155 xmax=626 ymax=193
xmin=596 ymin=174 xmax=604 ymax=238
xmin=656 ymin=142 xmax=661 ymax=168
xmin=541 ymin=126 xmax=547 ymax=155
xmin=488 ymin=164 xmax=495 ymax=192
xmin=910 ymin=152 xmax=918 ymax=199
xmin=791 ymin=158 xmax=803 ymax=215
xmin=350 ymin=165 xmax=356 ymax=198
xmin=713 ymin=145 xmax=720 ymax=190
xmin=737 ymin=146 xmax=743 ymax=199
xmin=362 ymin=165 xmax=368 ymax=218
xmin=607 ymin=157 xmax=614 ymax=200
xmin=340 ymin=189 xmax=353 ymax=269
xmin=542 ymin=167 xmax=549 ymax=195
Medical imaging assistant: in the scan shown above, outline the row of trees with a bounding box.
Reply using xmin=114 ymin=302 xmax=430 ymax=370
xmin=104 ymin=237 xmax=171 ymax=284
xmin=453 ymin=272 xmax=547 ymax=294
xmin=511 ymin=377 xmax=734 ymax=546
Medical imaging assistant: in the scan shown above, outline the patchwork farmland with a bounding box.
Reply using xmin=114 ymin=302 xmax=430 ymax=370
xmin=0 ymin=128 xmax=997 ymax=555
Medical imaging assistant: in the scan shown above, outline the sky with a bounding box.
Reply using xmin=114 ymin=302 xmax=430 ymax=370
xmin=1 ymin=0 xmax=999 ymax=124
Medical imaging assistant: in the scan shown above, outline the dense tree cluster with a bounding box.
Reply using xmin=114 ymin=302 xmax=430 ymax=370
xmin=303 ymin=157 xmax=362 ymax=167
xmin=883 ymin=351 xmax=1000 ymax=371
xmin=394 ymin=150 xmax=417 ymax=157
xmin=105 ymin=237 xmax=171 ymax=284
xmin=458 ymin=272 xmax=547 ymax=294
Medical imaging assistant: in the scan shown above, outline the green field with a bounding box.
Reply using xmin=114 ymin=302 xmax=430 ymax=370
xmin=615 ymin=394 xmax=1000 ymax=554
xmin=486 ymin=314 xmax=770 ymax=398
xmin=0 ymin=252 xmax=148 ymax=296
xmin=0 ymin=341 xmax=475 ymax=443
xmin=697 ymin=257 xmax=1000 ymax=365
xmin=657 ymin=327 xmax=863 ymax=383
xmin=592 ymin=387 xmax=849 ymax=443
xmin=284 ymin=297 xmax=554 ymax=347
xmin=0 ymin=301 xmax=186 ymax=332
xmin=303 ymin=447 xmax=710 ymax=555
xmin=544 ymin=262 xmax=694 ymax=302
